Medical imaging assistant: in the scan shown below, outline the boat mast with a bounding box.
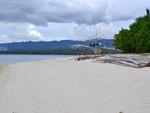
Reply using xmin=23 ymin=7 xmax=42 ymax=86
xmin=96 ymin=24 xmax=101 ymax=39
xmin=95 ymin=24 xmax=102 ymax=47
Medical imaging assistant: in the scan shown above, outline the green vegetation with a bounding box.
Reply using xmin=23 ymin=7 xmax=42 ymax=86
xmin=0 ymin=66 xmax=4 ymax=75
xmin=0 ymin=68 xmax=2 ymax=74
xmin=114 ymin=9 xmax=150 ymax=53
xmin=139 ymin=53 xmax=150 ymax=57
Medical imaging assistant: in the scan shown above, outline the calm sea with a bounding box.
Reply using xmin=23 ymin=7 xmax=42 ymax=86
xmin=0 ymin=54 xmax=72 ymax=65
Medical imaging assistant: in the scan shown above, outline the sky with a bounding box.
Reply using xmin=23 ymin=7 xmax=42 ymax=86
xmin=0 ymin=0 xmax=150 ymax=43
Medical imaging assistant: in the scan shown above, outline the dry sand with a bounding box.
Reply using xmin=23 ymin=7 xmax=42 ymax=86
xmin=0 ymin=58 xmax=150 ymax=113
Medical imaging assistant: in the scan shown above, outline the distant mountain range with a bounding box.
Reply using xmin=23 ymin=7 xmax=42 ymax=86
xmin=0 ymin=39 xmax=114 ymax=54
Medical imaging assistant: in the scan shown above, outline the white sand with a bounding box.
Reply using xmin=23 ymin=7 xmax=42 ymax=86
xmin=0 ymin=59 xmax=150 ymax=113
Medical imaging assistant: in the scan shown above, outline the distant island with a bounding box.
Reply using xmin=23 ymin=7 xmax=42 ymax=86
xmin=0 ymin=39 xmax=114 ymax=55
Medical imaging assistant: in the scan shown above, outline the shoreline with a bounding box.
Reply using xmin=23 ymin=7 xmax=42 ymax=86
xmin=0 ymin=54 xmax=75 ymax=65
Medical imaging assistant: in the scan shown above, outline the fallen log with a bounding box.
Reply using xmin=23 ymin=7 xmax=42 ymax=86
xmin=76 ymin=55 xmax=101 ymax=61
xmin=138 ymin=62 xmax=150 ymax=68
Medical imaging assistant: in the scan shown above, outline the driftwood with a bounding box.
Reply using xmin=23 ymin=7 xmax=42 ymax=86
xmin=96 ymin=55 xmax=150 ymax=68
xmin=76 ymin=55 xmax=101 ymax=61
xmin=76 ymin=54 xmax=150 ymax=68
xmin=138 ymin=62 xmax=150 ymax=68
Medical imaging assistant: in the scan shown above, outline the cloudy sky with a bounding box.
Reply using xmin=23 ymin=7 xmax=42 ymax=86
xmin=0 ymin=0 xmax=149 ymax=43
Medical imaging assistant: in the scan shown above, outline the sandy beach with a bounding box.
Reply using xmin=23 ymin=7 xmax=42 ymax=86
xmin=0 ymin=58 xmax=150 ymax=113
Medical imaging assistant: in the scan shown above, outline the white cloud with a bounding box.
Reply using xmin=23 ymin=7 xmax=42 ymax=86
xmin=26 ymin=25 xmax=43 ymax=39
xmin=0 ymin=24 xmax=46 ymax=43
xmin=0 ymin=0 xmax=149 ymax=43
xmin=0 ymin=34 xmax=10 ymax=43
xmin=0 ymin=0 xmax=136 ymax=26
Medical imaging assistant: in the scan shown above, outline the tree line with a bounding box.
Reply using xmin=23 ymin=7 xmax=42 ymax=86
xmin=114 ymin=9 xmax=150 ymax=53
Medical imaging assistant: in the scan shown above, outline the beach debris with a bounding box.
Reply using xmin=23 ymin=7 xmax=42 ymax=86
xmin=76 ymin=55 xmax=101 ymax=61
xmin=76 ymin=54 xmax=150 ymax=68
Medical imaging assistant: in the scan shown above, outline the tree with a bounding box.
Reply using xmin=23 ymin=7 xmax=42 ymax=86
xmin=114 ymin=9 xmax=150 ymax=53
xmin=146 ymin=8 xmax=150 ymax=16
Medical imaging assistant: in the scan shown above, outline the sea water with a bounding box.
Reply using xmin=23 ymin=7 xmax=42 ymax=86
xmin=0 ymin=54 xmax=72 ymax=65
